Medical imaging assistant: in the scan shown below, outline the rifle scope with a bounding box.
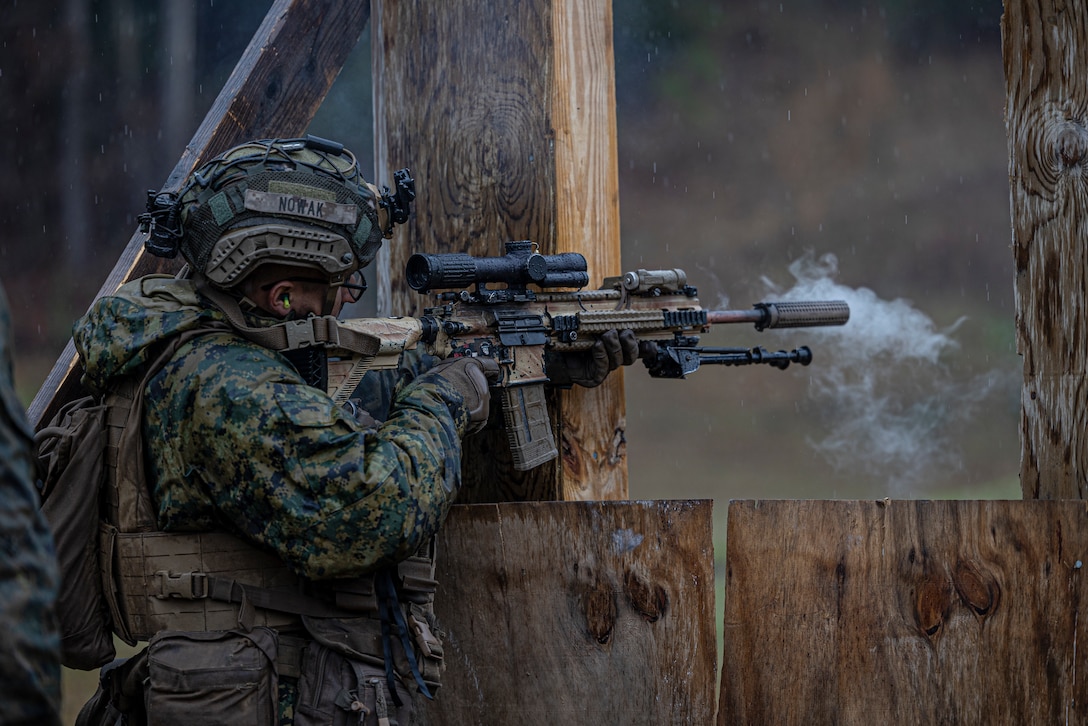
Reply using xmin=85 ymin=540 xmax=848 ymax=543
xmin=406 ymin=240 xmax=589 ymax=292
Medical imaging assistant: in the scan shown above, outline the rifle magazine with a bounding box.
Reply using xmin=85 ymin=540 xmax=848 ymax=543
xmin=500 ymin=385 xmax=558 ymax=471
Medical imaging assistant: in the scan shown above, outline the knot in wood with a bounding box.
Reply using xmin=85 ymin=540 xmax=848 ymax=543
xmin=953 ymin=559 xmax=1000 ymax=619
xmin=1055 ymin=121 xmax=1088 ymax=169
xmin=624 ymin=569 xmax=668 ymax=623
xmin=914 ymin=575 xmax=952 ymax=639
xmin=581 ymin=577 xmax=617 ymax=645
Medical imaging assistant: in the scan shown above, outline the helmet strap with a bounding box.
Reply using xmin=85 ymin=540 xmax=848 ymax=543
xmin=321 ymin=283 xmax=340 ymax=317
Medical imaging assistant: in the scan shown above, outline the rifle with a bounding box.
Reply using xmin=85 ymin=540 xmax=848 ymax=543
xmin=329 ymin=240 xmax=850 ymax=471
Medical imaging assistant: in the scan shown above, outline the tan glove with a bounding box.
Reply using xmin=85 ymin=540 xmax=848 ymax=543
xmin=546 ymin=329 xmax=640 ymax=388
xmin=421 ymin=356 xmax=502 ymax=434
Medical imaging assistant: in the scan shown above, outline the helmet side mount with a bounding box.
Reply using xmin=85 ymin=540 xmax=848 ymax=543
xmin=139 ymin=190 xmax=184 ymax=259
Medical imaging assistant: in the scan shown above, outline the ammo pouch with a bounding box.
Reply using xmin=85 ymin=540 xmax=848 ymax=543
xmin=295 ymin=642 xmax=410 ymax=726
xmin=146 ymin=628 xmax=278 ymax=725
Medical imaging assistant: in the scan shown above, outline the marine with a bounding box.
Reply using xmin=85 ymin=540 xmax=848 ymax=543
xmin=0 ymin=279 xmax=61 ymax=726
xmin=71 ymin=136 xmax=636 ymax=725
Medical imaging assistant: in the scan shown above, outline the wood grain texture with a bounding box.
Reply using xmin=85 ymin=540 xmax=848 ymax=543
xmin=552 ymin=0 xmax=626 ymax=502
xmin=1003 ymin=0 xmax=1088 ymax=498
xmin=721 ymin=499 xmax=1088 ymax=725
xmin=372 ymin=0 xmax=627 ymax=501
xmin=28 ymin=0 xmax=370 ymax=429
xmin=419 ymin=500 xmax=717 ymax=726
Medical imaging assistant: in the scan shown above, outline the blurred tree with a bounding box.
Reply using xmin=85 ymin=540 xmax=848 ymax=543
xmin=0 ymin=0 xmax=271 ymax=353
xmin=60 ymin=0 xmax=91 ymax=268
xmin=161 ymin=1 xmax=196 ymax=170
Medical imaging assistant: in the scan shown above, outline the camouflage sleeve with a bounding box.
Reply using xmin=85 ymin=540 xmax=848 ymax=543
xmin=146 ymin=334 xmax=472 ymax=580
xmin=0 ymin=282 xmax=61 ymax=724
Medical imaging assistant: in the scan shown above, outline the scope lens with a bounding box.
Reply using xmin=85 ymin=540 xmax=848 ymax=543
xmin=405 ymin=254 xmax=432 ymax=291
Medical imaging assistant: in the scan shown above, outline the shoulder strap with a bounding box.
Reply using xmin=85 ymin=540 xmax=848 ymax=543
xmin=105 ymin=328 xmax=220 ymax=532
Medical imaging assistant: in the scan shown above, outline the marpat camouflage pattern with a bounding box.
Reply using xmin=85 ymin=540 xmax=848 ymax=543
xmin=0 ymin=280 xmax=61 ymax=726
xmin=74 ymin=275 xmax=471 ymax=580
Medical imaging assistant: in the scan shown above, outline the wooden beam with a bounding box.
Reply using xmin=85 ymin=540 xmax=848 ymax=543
xmin=1004 ymin=0 xmax=1088 ymax=498
xmin=371 ymin=0 xmax=627 ymax=501
xmin=721 ymin=499 xmax=1088 ymax=725
xmin=421 ymin=500 xmax=717 ymax=725
xmin=27 ymin=0 xmax=370 ymax=429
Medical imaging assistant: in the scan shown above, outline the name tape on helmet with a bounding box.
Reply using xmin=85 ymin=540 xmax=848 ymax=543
xmin=244 ymin=189 xmax=359 ymax=226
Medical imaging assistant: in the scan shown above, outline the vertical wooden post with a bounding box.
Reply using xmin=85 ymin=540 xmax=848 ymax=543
xmin=372 ymin=0 xmax=627 ymax=502
xmin=1004 ymin=0 xmax=1088 ymax=498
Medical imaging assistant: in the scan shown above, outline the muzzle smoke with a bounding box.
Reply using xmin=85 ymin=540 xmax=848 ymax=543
xmin=761 ymin=251 xmax=1016 ymax=495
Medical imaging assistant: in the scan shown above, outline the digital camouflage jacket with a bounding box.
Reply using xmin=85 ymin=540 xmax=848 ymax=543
xmin=74 ymin=275 xmax=471 ymax=581
xmin=0 ymin=281 xmax=61 ymax=725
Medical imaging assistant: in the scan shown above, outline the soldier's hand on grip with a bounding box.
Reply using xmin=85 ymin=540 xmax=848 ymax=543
xmin=423 ymin=357 xmax=501 ymax=434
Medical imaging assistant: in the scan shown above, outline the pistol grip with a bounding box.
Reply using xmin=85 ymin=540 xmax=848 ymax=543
xmin=500 ymin=384 xmax=558 ymax=471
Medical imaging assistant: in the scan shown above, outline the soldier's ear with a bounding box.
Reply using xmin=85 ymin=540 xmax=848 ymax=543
xmin=263 ymin=281 xmax=294 ymax=318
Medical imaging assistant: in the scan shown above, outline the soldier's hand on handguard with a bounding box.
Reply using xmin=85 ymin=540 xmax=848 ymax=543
xmin=546 ymin=329 xmax=641 ymax=388
xmin=421 ymin=357 xmax=502 ymax=434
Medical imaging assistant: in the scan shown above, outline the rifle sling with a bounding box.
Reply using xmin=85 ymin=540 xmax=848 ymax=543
xmin=197 ymin=279 xmax=381 ymax=358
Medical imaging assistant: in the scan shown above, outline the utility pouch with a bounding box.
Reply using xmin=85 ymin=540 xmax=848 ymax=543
xmin=75 ymin=650 xmax=149 ymax=726
xmin=145 ymin=628 xmax=278 ymax=726
xmin=34 ymin=395 xmax=116 ymax=669
xmin=294 ymin=642 xmax=410 ymax=726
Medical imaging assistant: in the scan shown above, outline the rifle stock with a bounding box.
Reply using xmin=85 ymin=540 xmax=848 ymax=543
xmin=329 ymin=242 xmax=850 ymax=470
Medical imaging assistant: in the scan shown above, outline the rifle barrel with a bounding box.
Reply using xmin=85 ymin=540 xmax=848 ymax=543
xmin=706 ymin=310 xmax=764 ymax=325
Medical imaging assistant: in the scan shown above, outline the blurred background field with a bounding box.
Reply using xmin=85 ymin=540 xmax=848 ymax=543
xmin=1 ymin=1 xmax=1017 ymax=720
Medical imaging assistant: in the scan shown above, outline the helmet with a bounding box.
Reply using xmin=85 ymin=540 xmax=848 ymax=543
xmin=139 ymin=136 xmax=413 ymax=290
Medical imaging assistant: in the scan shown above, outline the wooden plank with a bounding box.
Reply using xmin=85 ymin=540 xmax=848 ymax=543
xmin=721 ymin=499 xmax=1088 ymax=725
xmin=372 ymin=0 xmax=627 ymax=501
xmin=27 ymin=0 xmax=370 ymax=429
xmin=420 ymin=500 xmax=717 ymax=726
xmin=1003 ymin=0 xmax=1088 ymax=498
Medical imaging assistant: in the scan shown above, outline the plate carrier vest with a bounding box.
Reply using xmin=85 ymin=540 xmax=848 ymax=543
xmin=99 ymin=330 xmax=444 ymax=691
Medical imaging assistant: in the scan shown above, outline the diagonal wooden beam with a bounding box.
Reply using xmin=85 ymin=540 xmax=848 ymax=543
xmin=28 ymin=0 xmax=370 ymax=428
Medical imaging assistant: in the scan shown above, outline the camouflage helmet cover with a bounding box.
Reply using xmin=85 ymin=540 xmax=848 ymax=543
xmin=165 ymin=137 xmax=391 ymax=289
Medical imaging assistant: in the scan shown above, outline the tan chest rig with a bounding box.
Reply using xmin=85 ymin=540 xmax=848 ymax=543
xmin=99 ymin=328 xmax=444 ymax=695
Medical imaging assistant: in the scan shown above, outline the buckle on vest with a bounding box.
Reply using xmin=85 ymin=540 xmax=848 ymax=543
xmin=154 ymin=570 xmax=207 ymax=599
xmin=283 ymin=317 xmax=342 ymax=350
xmin=284 ymin=319 xmax=318 ymax=349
